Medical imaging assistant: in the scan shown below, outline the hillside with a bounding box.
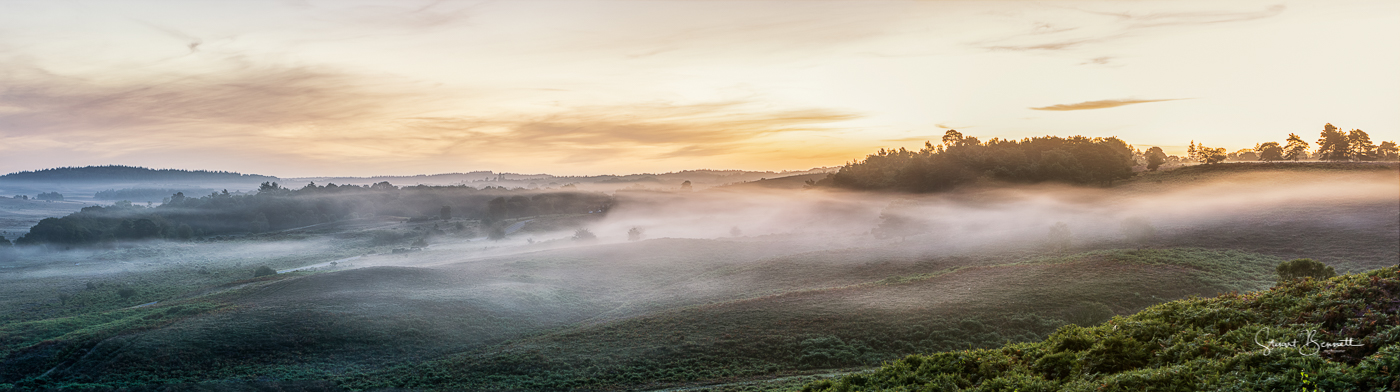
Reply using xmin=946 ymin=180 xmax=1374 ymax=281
xmin=0 ymin=166 xmax=277 ymax=183
xmin=0 ymin=164 xmax=1394 ymax=391
xmin=802 ymin=267 xmax=1400 ymax=391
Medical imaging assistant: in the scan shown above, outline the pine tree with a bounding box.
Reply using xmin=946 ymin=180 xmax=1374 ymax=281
xmin=1315 ymin=123 xmax=1351 ymax=162
xmin=1284 ymin=133 xmax=1309 ymax=161
xmin=1346 ymin=129 xmax=1376 ymax=161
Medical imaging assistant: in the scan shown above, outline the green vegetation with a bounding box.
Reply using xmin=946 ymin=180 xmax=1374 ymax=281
xmin=802 ymin=267 xmax=1400 ymax=392
xmin=0 ymin=162 xmax=1393 ymax=391
xmin=253 ymin=266 xmax=277 ymax=277
xmin=94 ymin=188 xmax=216 ymax=202
xmin=0 ymin=165 xmax=276 ymax=183
xmin=13 ymin=182 xmax=611 ymax=246
xmin=1277 ymin=258 xmax=1337 ymax=283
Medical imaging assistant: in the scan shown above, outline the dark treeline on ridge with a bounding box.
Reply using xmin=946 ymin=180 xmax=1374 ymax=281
xmin=14 ymin=182 xmax=610 ymax=246
xmin=0 ymin=165 xmax=276 ymax=182
xmin=820 ymin=131 xmax=1136 ymax=192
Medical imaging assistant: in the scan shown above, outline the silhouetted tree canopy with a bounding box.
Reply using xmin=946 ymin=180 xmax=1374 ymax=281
xmin=1255 ymin=142 xmax=1283 ymax=162
xmin=1144 ymin=147 xmax=1167 ymax=171
xmin=1316 ymin=124 xmax=1351 ymax=162
xmin=1283 ymin=133 xmax=1310 ymax=161
xmin=821 ymin=132 xmax=1135 ymax=192
xmin=0 ymin=165 xmax=275 ymax=182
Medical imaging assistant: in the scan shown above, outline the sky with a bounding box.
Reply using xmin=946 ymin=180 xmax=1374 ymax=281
xmin=0 ymin=0 xmax=1396 ymax=177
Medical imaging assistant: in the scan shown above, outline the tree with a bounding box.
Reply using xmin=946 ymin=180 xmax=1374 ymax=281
xmin=680 ymin=180 xmax=692 ymax=192
xmin=1255 ymin=142 xmax=1283 ymax=162
xmin=176 ymin=223 xmax=194 ymax=240
xmin=1144 ymin=147 xmax=1167 ymax=171
xmin=573 ymin=228 xmax=597 ymax=242
xmin=36 ymin=192 xmax=64 ymax=201
xmin=1227 ymin=149 xmax=1258 ymax=161
xmin=941 ymin=129 xmax=965 ymax=147
xmin=1346 ymin=129 xmax=1376 ymax=161
xmin=730 ymin=226 xmax=743 ymax=237
xmin=253 ymin=266 xmax=277 ymax=278
xmin=1190 ymin=143 xmax=1227 ymax=164
xmin=627 ymin=227 xmax=643 ymax=241
xmin=487 ymin=224 xmax=506 ymax=241
xmin=1315 ymin=123 xmax=1351 ymax=162
xmin=1377 ymin=141 xmax=1400 ymax=161
xmin=1186 ymin=141 xmax=1198 ymax=163
xmin=411 ymin=237 xmax=428 ymax=248
xmin=1284 ymin=133 xmax=1309 ymax=161
xmin=1275 ymin=258 xmax=1335 ymax=283
xmin=0 ymin=236 xmax=10 ymax=247
xmin=117 ymin=287 xmax=137 ymax=299
xmin=439 ymin=205 xmax=452 ymax=220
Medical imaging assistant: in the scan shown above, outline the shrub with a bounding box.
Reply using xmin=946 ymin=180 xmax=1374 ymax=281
xmin=573 ymin=228 xmax=597 ymax=242
xmin=117 ymin=287 xmax=136 ymax=299
xmin=253 ymin=266 xmax=277 ymax=277
xmin=1276 ymin=258 xmax=1335 ymax=283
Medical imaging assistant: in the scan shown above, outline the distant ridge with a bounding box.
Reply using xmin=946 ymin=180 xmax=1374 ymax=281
xmin=0 ymin=165 xmax=278 ymax=182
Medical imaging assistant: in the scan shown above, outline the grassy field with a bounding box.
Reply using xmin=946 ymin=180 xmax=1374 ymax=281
xmin=801 ymin=266 xmax=1400 ymax=391
xmin=0 ymin=163 xmax=1395 ymax=391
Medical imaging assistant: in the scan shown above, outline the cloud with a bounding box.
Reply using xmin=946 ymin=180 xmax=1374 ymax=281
xmin=1080 ymin=56 xmax=1113 ymax=65
xmin=1029 ymin=98 xmax=1187 ymax=111
xmin=0 ymin=57 xmax=861 ymax=175
xmin=1081 ymin=4 xmax=1286 ymax=28
xmin=976 ymin=4 xmax=1285 ymax=52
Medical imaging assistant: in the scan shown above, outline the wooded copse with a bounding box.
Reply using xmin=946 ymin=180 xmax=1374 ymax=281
xmin=1208 ymin=124 xmax=1397 ymax=163
xmin=13 ymin=182 xmax=612 ymax=246
xmin=820 ymin=131 xmax=1137 ymax=192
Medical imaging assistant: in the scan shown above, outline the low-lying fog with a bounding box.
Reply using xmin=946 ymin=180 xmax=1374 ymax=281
xmin=2 ymin=169 xmax=1395 ymax=321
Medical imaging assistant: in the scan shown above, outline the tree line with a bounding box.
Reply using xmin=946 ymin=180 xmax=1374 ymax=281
xmin=1191 ymin=123 xmax=1397 ymax=164
xmin=0 ymin=165 xmax=276 ymax=182
xmin=817 ymin=130 xmax=1137 ymax=192
xmin=13 ymin=182 xmax=611 ymax=246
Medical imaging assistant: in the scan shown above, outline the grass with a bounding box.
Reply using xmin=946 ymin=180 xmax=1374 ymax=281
xmin=329 ymin=248 xmax=1285 ymax=391
xmin=800 ymin=267 xmax=1400 ymax=391
xmin=0 ymin=164 xmax=1394 ymax=390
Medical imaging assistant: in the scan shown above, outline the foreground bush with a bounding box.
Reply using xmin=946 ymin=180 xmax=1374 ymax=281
xmin=804 ymin=267 xmax=1400 ymax=392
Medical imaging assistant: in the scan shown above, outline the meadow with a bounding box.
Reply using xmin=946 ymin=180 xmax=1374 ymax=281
xmin=0 ymin=163 xmax=1395 ymax=391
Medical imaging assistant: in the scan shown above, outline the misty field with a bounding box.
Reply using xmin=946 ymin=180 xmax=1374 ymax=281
xmin=1 ymin=164 xmax=1397 ymax=391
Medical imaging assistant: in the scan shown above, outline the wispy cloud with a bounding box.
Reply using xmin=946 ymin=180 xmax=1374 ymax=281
xmin=0 ymin=57 xmax=860 ymax=174
xmin=1030 ymin=98 xmax=1187 ymax=111
xmin=976 ymin=4 xmax=1286 ymax=52
xmin=1081 ymin=4 xmax=1286 ymax=28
